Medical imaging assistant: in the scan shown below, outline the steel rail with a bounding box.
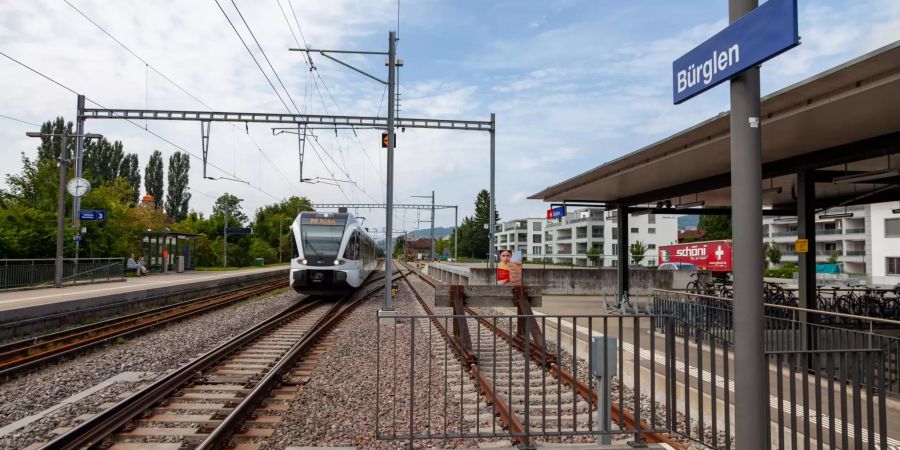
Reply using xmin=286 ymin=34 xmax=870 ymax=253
xmin=396 ymin=263 xmax=530 ymax=445
xmin=403 ymin=264 xmax=684 ymax=449
xmin=197 ymin=271 xmax=399 ymax=449
xmin=40 ymin=296 xmax=326 ymax=449
xmin=0 ymin=279 xmax=287 ymax=377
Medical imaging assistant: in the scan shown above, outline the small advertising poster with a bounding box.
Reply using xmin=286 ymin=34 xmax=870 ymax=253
xmin=497 ymin=249 xmax=523 ymax=285
xmin=509 ymin=250 xmax=523 ymax=286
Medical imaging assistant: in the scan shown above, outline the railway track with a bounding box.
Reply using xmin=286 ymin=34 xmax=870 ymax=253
xmin=0 ymin=279 xmax=288 ymax=378
xmin=35 ymin=271 xmax=395 ymax=450
xmin=396 ymin=262 xmax=682 ymax=448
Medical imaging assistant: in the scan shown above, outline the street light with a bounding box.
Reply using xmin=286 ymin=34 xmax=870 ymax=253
xmin=25 ymin=130 xmax=104 ymax=287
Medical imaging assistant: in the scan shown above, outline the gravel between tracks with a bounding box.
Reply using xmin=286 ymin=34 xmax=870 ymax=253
xmin=0 ymin=289 xmax=298 ymax=449
xmin=264 ymin=285 xmax=486 ymax=450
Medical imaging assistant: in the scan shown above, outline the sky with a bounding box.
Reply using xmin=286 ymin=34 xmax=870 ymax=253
xmin=1 ymin=0 xmax=899 ymax=236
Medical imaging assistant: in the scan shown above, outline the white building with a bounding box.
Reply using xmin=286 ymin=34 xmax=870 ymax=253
xmin=494 ymin=218 xmax=547 ymax=260
xmin=494 ymin=208 xmax=679 ymax=267
xmin=763 ymin=201 xmax=900 ymax=285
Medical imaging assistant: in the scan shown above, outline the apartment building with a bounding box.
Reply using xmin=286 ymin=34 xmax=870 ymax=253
xmin=494 ymin=208 xmax=679 ymax=266
xmin=763 ymin=201 xmax=900 ymax=284
xmin=494 ymin=218 xmax=547 ymax=260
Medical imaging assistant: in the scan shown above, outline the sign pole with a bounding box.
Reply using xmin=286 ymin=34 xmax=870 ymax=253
xmin=224 ymin=205 xmax=229 ymax=269
xmin=729 ymin=0 xmax=766 ymax=448
xmin=384 ymin=31 xmax=396 ymax=310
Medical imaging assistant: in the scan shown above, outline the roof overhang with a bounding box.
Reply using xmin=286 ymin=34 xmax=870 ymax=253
xmin=529 ymin=41 xmax=900 ymax=209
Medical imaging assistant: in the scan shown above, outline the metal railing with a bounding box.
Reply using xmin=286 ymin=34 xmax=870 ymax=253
xmin=377 ymin=310 xmax=895 ymax=449
xmin=845 ymin=228 xmax=866 ymax=234
xmin=0 ymin=258 xmax=125 ymax=290
xmin=653 ymin=289 xmax=900 ymax=394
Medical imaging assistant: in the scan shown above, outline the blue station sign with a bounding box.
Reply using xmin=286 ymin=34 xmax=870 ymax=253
xmin=546 ymin=206 xmax=566 ymax=220
xmin=225 ymin=227 xmax=252 ymax=235
xmin=79 ymin=210 xmax=107 ymax=221
xmin=672 ymin=0 xmax=799 ymax=104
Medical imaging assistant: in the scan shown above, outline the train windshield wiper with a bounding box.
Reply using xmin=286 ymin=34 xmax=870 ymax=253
xmin=304 ymin=237 xmax=321 ymax=258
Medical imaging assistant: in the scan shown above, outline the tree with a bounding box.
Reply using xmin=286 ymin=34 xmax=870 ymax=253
xmin=766 ymin=243 xmax=782 ymax=267
xmin=35 ymin=117 xmax=75 ymax=163
xmin=83 ymin=138 xmax=124 ymax=186
xmin=213 ymin=193 xmax=248 ymax=227
xmin=586 ymin=244 xmax=601 ymax=266
xmin=697 ymin=215 xmax=732 ymax=240
xmin=165 ymin=152 xmax=191 ymax=221
xmin=455 ymin=189 xmax=500 ymax=260
xmin=827 ymin=249 xmax=839 ymax=264
xmin=393 ymin=235 xmax=406 ymax=258
xmin=630 ymin=241 xmax=648 ymax=265
xmin=435 ymin=238 xmax=448 ymax=257
xmin=118 ymin=154 xmax=141 ymax=204
xmin=144 ymin=150 xmax=164 ymax=209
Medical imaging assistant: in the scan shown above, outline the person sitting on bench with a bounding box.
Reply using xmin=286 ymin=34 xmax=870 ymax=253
xmin=127 ymin=254 xmax=148 ymax=276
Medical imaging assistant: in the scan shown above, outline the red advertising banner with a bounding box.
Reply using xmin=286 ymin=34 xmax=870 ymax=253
xmin=658 ymin=240 xmax=733 ymax=272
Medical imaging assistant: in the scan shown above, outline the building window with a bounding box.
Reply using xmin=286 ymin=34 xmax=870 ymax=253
xmin=612 ymin=228 xmax=618 ymax=239
xmin=533 ymin=234 xmax=542 ymax=243
xmin=533 ymin=222 xmax=542 ymax=231
xmin=630 ymin=227 xmax=639 ymax=234
xmin=887 ymin=257 xmax=900 ymax=275
xmin=886 ymin=218 xmax=900 ymax=238
xmin=533 ymin=246 xmax=541 ymax=255
xmin=648 ymin=214 xmax=656 ymax=224
xmin=648 ymin=244 xmax=656 ymax=250
xmin=612 ymin=244 xmax=618 ymax=254
xmin=648 ymin=227 xmax=656 ymax=234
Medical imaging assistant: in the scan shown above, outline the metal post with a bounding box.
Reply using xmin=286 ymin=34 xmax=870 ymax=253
xmin=430 ymin=190 xmax=435 ymax=261
xmin=729 ymin=0 xmax=766 ymax=447
xmin=797 ymin=170 xmax=816 ymax=350
xmin=55 ymin=132 xmax=69 ymax=288
xmin=73 ymin=95 xmax=85 ymax=228
xmin=616 ymin=204 xmax=629 ymax=304
xmin=223 ymin=205 xmax=229 ymax=269
xmin=279 ymin=219 xmax=283 ymax=263
xmin=454 ymin=206 xmax=458 ymax=263
xmin=489 ymin=113 xmax=496 ymax=269
xmin=384 ymin=31 xmax=397 ymax=310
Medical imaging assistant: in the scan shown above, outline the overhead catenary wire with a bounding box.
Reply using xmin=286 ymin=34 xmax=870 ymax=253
xmin=0 ymin=113 xmax=42 ymax=127
xmin=0 ymin=48 xmax=281 ymax=202
xmin=62 ymin=0 xmax=299 ymax=196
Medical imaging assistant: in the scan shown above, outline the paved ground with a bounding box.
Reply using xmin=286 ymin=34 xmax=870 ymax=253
xmin=0 ymin=266 xmax=287 ymax=312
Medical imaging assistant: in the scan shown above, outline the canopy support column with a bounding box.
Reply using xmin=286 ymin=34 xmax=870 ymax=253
xmin=616 ymin=204 xmax=629 ymax=305
xmin=797 ymin=170 xmax=817 ymax=350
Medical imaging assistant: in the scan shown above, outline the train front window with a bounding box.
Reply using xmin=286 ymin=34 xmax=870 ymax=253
xmin=300 ymin=224 xmax=344 ymax=257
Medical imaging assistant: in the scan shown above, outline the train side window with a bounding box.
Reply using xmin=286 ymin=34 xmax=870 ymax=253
xmin=290 ymin=230 xmax=299 ymax=259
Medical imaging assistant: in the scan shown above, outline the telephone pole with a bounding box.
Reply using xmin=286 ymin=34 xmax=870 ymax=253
xmin=384 ymin=31 xmax=397 ymax=309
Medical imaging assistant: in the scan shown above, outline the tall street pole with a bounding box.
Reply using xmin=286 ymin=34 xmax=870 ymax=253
xmin=73 ymin=95 xmax=86 ymax=271
xmin=384 ymin=30 xmax=397 ymax=310
xmin=729 ymin=0 xmax=766 ymax=448
xmin=488 ymin=113 xmax=496 ymax=270
xmin=429 ymin=190 xmax=435 ymax=261
xmin=224 ymin=205 xmax=229 ymax=269
xmin=453 ymin=206 xmax=458 ymax=263
xmin=55 ymin=133 xmax=69 ymax=288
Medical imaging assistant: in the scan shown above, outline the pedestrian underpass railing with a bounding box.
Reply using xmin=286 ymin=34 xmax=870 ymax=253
xmin=0 ymin=258 xmax=125 ymax=290
xmin=377 ymin=309 xmax=896 ymax=449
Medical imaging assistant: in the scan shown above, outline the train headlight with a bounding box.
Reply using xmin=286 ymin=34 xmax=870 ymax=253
xmin=302 ymin=259 xmax=308 ymax=265
xmin=334 ymin=259 xmax=342 ymax=265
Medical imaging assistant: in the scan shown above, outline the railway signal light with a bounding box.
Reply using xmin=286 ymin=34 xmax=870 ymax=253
xmin=381 ymin=132 xmax=396 ymax=148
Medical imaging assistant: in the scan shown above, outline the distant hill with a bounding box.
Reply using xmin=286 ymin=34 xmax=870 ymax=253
xmin=375 ymin=226 xmax=454 ymax=248
xmin=678 ymin=215 xmax=699 ymax=230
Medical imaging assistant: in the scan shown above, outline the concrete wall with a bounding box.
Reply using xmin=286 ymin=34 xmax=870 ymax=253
xmin=427 ymin=263 xmax=694 ymax=295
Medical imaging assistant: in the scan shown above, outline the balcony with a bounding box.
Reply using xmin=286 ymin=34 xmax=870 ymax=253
xmin=817 ymin=229 xmax=842 ymax=235
xmin=575 ymin=233 xmax=587 ymax=239
xmin=845 ymin=228 xmax=865 ymax=234
xmin=772 ymin=231 xmax=797 ymax=237
xmin=845 ymin=250 xmax=866 ymax=256
xmin=556 ymin=236 xmax=572 ymax=242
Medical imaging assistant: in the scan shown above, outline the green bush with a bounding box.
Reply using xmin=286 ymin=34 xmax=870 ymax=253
xmin=765 ymin=266 xmax=798 ymax=279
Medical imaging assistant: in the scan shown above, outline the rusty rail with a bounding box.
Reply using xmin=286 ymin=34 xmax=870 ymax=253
xmin=401 ymin=262 xmax=684 ymax=449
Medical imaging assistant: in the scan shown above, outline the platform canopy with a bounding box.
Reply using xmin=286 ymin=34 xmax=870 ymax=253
xmin=530 ymin=41 xmax=900 ymax=210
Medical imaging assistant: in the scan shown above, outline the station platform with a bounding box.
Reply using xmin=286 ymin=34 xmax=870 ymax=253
xmin=0 ymin=266 xmax=289 ymax=338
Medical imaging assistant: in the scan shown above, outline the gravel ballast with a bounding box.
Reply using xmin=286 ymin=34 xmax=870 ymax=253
xmin=0 ymin=289 xmax=298 ymax=449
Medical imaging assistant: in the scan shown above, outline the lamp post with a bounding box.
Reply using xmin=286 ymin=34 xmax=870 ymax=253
xmin=25 ymin=130 xmax=102 ymax=287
